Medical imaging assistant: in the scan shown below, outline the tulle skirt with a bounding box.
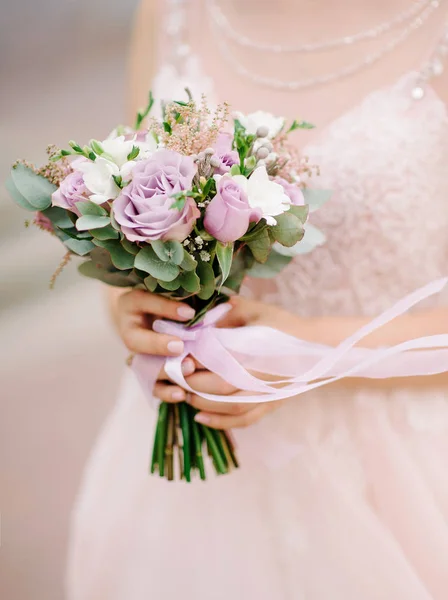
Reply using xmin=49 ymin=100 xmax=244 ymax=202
xmin=66 ymin=371 xmax=448 ymax=600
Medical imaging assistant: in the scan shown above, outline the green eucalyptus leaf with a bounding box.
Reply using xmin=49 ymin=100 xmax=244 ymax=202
xmin=157 ymin=278 xmax=181 ymax=291
xmin=180 ymin=249 xmax=197 ymax=271
xmin=144 ymin=275 xmax=158 ymax=292
xmin=151 ymin=240 xmax=184 ymax=265
xmin=246 ymin=249 xmax=292 ymax=279
xmin=42 ymin=206 xmax=74 ymax=228
xmin=5 ymin=177 xmax=36 ymax=211
xmin=274 ymin=224 xmax=326 ymax=256
xmin=216 ymin=241 xmax=234 ymax=285
xmin=64 ymin=238 xmax=95 ymax=256
xmin=76 ymin=215 xmax=111 ymax=231
xmin=93 ymin=239 xmax=135 ymax=270
xmin=302 ymin=189 xmax=332 ymax=213
xmin=10 ymin=164 xmax=56 ymax=210
xmin=110 ymin=209 xmax=121 ymax=231
xmin=78 ymin=261 xmax=135 ymax=287
xmin=75 ymin=201 xmax=108 ymax=216
xmin=288 ymin=204 xmax=309 ymax=224
xmin=247 ymin=229 xmax=271 ymax=263
xmin=270 ymin=212 xmax=304 ymax=247
xmin=197 ymin=260 xmax=215 ymax=300
xmin=89 ymin=224 xmax=120 ymax=240
xmin=121 ymin=238 xmax=140 ymax=255
xmin=134 ymin=246 xmax=179 ymax=282
xmin=179 ymin=269 xmax=201 ymax=294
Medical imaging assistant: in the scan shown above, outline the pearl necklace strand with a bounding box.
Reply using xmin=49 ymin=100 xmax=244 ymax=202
xmin=208 ymin=0 xmax=435 ymax=54
xmin=209 ymin=0 xmax=442 ymax=91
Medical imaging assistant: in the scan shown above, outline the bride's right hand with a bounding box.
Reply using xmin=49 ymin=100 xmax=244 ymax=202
xmin=108 ymin=289 xmax=197 ymax=390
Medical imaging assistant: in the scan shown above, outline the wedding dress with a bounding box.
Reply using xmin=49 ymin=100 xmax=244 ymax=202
xmin=66 ymin=2 xmax=448 ymax=598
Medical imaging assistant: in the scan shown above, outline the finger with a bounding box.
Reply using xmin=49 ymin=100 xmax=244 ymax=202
xmin=186 ymin=371 xmax=238 ymax=395
xmin=194 ymin=403 xmax=272 ymax=429
xmin=122 ymin=325 xmax=185 ymax=357
xmin=157 ymin=357 xmax=196 ymax=381
xmin=119 ymin=289 xmax=196 ymax=322
xmin=188 ymin=394 xmax=256 ymax=415
xmin=153 ymin=382 xmax=187 ymax=403
xmin=217 ymin=296 xmax=263 ymax=328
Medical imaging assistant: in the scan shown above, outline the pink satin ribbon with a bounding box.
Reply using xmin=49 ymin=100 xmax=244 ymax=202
xmin=132 ymin=277 xmax=448 ymax=406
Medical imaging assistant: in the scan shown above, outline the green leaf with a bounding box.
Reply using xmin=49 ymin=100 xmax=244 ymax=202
xmin=270 ymin=212 xmax=304 ymax=247
xmin=302 ymin=189 xmax=332 ymax=213
xmin=274 ymin=224 xmax=326 ymax=256
xmin=89 ymin=224 xmax=120 ymax=240
xmin=216 ymin=242 xmax=234 ymax=285
xmin=93 ymin=239 xmax=135 ymax=270
xmin=90 ymin=140 xmax=104 ymax=155
xmin=197 ymin=260 xmax=215 ymax=300
xmin=179 ymin=270 xmax=201 ymax=294
xmin=11 ymin=164 xmax=56 ymax=210
xmin=110 ymin=209 xmax=121 ymax=231
xmin=42 ymin=206 xmax=74 ymax=228
xmin=202 ymin=177 xmax=216 ymax=197
xmin=112 ymin=175 xmax=123 ymax=188
xmin=121 ymin=238 xmax=140 ymax=255
xmin=5 ymin=177 xmax=36 ymax=211
xmin=78 ymin=261 xmax=135 ymax=287
xmin=157 ymin=278 xmax=181 ymax=291
xmin=134 ymin=90 xmax=154 ymax=130
xmin=287 ymin=119 xmax=315 ymax=133
xmin=64 ymin=238 xmax=95 ymax=256
xmin=246 ymin=249 xmax=292 ymax=279
xmin=144 ymin=275 xmax=158 ymax=292
xmin=75 ymin=201 xmax=108 ymax=216
xmin=127 ymin=145 xmax=140 ymax=161
xmin=151 ymin=240 xmax=184 ymax=265
xmin=247 ymin=228 xmax=271 ymax=263
xmin=76 ymin=215 xmax=111 ymax=231
xmin=180 ymin=249 xmax=197 ymax=271
xmin=163 ymin=121 xmax=172 ymax=134
xmin=134 ymin=246 xmax=179 ymax=282
xmin=288 ymin=204 xmax=309 ymax=224
xmin=230 ymin=164 xmax=241 ymax=176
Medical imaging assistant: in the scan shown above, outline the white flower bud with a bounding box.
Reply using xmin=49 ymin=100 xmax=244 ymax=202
xmin=256 ymin=125 xmax=269 ymax=138
xmin=210 ymin=156 xmax=221 ymax=168
xmin=266 ymin=152 xmax=278 ymax=164
xmin=197 ymin=152 xmax=205 ymax=161
xmin=256 ymin=147 xmax=269 ymax=160
xmin=205 ymin=147 xmax=215 ymax=156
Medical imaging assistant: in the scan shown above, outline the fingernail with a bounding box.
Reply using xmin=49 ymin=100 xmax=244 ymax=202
xmin=167 ymin=340 xmax=184 ymax=355
xmin=194 ymin=413 xmax=211 ymax=425
xmin=177 ymin=305 xmax=196 ymax=320
xmin=181 ymin=359 xmax=195 ymax=376
xmin=172 ymin=390 xmax=186 ymax=401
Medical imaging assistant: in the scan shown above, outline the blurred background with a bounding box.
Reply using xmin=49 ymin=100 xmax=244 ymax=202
xmin=0 ymin=1 xmax=140 ymax=598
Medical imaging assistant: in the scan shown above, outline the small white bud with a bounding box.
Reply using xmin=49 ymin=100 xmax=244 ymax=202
xmin=197 ymin=152 xmax=205 ymax=161
xmin=256 ymin=147 xmax=269 ymax=160
xmin=256 ymin=125 xmax=269 ymax=138
xmin=266 ymin=152 xmax=278 ymax=164
xmin=194 ymin=236 xmax=204 ymax=246
xmin=200 ymin=250 xmax=211 ymax=262
xmin=205 ymin=147 xmax=215 ymax=156
xmin=210 ymin=156 xmax=221 ymax=168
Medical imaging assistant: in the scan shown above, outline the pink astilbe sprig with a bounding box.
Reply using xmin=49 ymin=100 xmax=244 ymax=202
xmin=149 ymin=96 xmax=230 ymax=156
xmin=271 ymin=134 xmax=320 ymax=183
xmin=14 ymin=145 xmax=73 ymax=187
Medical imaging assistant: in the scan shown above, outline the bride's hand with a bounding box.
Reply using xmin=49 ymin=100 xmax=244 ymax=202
xmin=153 ymin=296 xmax=293 ymax=428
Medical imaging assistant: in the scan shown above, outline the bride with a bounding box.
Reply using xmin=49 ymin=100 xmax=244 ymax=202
xmin=67 ymin=1 xmax=448 ymax=598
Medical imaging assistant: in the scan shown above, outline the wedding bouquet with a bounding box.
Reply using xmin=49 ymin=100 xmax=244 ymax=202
xmin=7 ymin=91 xmax=330 ymax=481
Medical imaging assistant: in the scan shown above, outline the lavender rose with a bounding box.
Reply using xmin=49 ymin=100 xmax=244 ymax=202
xmin=204 ymin=176 xmax=261 ymax=243
xmin=214 ymin=132 xmax=239 ymax=175
xmin=113 ymin=149 xmax=199 ymax=242
xmin=275 ymin=177 xmax=305 ymax=206
xmin=52 ymin=170 xmax=87 ymax=214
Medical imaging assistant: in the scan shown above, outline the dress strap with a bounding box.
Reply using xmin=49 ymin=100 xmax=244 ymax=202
xmin=413 ymin=20 xmax=448 ymax=99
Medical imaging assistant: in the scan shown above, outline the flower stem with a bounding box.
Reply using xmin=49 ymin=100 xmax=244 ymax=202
xmin=190 ymin=407 xmax=206 ymax=481
xmin=157 ymin=402 xmax=169 ymax=478
xmin=200 ymin=425 xmax=228 ymax=475
xmin=179 ymin=402 xmax=192 ymax=482
xmin=165 ymin=404 xmax=175 ymax=481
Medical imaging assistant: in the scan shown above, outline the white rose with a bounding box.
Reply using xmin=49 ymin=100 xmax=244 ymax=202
xmin=233 ymin=110 xmax=285 ymax=138
xmin=232 ymin=166 xmax=291 ymax=226
xmin=100 ymin=133 xmax=158 ymax=179
xmin=77 ymin=157 xmax=121 ymax=205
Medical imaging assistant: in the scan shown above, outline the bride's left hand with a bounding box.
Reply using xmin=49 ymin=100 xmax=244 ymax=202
xmin=153 ymin=296 xmax=297 ymax=429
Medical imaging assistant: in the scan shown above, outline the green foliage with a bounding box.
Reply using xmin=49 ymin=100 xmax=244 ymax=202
xmin=144 ymin=275 xmax=158 ymax=292
xmin=89 ymin=224 xmax=120 ymax=240
xmin=76 ymin=215 xmax=111 ymax=231
xmin=288 ymin=204 xmax=309 ymax=224
xmin=78 ymin=261 xmax=138 ymax=287
xmin=90 ymin=140 xmax=104 ymax=155
xmin=287 ymin=120 xmax=315 ymax=132
xmin=93 ymin=239 xmax=135 ymax=270
xmin=41 ymin=206 xmax=74 ymax=229
xmin=247 ymin=228 xmax=271 ymax=263
xmin=180 ymin=249 xmax=197 ymax=271
xmin=216 ymin=241 xmax=234 ymax=285
xmin=179 ymin=270 xmax=201 ymax=293
xmin=197 ymin=259 xmax=215 ymax=300
xmin=151 ymin=240 xmax=184 ymax=265
xmin=121 ymin=238 xmax=140 ymax=255
xmin=157 ymin=278 xmax=181 ymax=291
xmin=135 ymin=246 xmax=180 ymax=282
xmin=134 ymin=90 xmax=154 ymax=130
xmin=5 ymin=177 xmax=35 ymax=211
xmin=76 ymin=201 xmax=108 ymax=216
xmin=270 ymin=212 xmax=304 ymax=247
xmin=10 ymin=164 xmax=56 ymax=210
xmin=246 ymin=249 xmax=292 ymax=279
xmin=127 ymin=145 xmax=140 ymax=161
xmin=64 ymin=238 xmax=95 ymax=256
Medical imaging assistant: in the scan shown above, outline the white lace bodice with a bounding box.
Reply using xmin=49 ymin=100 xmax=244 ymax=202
xmin=152 ymin=0 xmax=448 ymax=318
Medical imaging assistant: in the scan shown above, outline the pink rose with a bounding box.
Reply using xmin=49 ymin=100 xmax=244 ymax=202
xmin=113 ymin=149 xmax=199 ymax=242
xmin=274 ymin=177 xmax=305 ymax=206
xmin=204 ymin=176 xmax=261 ymax=243
xmin=52 ymin=171 xmax=88 ymax=215
xmin=214 ymin=132 xmax=239 ymax=175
